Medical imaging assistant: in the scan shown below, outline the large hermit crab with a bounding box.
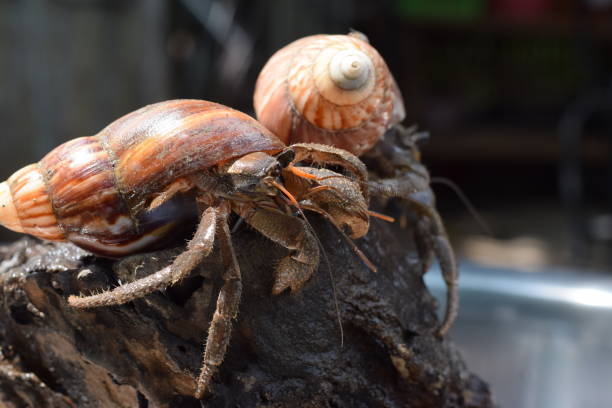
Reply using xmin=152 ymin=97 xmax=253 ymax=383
xmin=0 ymin=99 xmax=374 ymax=397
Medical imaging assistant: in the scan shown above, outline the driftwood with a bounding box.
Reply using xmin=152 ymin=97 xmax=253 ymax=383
xmin=0 ymin=215 xmax=493 ymax=407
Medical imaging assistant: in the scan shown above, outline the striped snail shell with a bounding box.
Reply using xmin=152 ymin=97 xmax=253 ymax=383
xmin=253 ymin=32 xmax=406 ymax=156
xmin=0 ymin=100 xmax=284 ymax=257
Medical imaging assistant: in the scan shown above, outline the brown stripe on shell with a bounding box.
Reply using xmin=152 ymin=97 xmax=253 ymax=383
xmin=38 ymin=135 xmax=200 ymax=258
xmin=287 ymin=35 xmax=387 ymax=130
xmin=253 ymin=38 xmax=315 ymax=146
xmin=65 ymin=192 xmax=199 ymax=258
xmin=6 ymin=99 xmax=282 ymax=257
xmin=67 ymin=222 xmax=176 ymax=258
xmin=254 ymin=34 xmax=406 ymax=156
xmin=7 ymin=164 xmax=65 ymax=241
xmin=39 ymin=137 xmax=138 ymax=245
xmin=101 ymin=99 xmax=227 ymax=159
xmin=288 ymin=76 xmax=396 ymax=155
xmin=99 ymin=100 xmax=284 ymax=212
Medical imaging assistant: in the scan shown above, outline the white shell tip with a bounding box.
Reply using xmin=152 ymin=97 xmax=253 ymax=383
xmin=0 ymin=181 xmax=24 ymax=233
xmin=329 ymin=50 xmax=373 ymax=90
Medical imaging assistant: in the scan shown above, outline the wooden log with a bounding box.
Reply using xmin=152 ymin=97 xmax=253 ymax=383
xmin=0 ymin=216 xmax=493 ymax=407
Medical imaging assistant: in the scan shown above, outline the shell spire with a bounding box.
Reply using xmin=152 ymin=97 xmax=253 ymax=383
xmin=0 ymin=164 xmax=65 ymax=241
xmin=0 ymin=181 xmax=24 ymax=233
xmin=254 ymin=32 xmax=406 ymax=156
xmin=329 ymin=49 xmax=373 ymax=90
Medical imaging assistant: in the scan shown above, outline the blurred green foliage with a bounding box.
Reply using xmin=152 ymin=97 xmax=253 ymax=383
xmin=394 ymin=0 xmax=485 ymax=23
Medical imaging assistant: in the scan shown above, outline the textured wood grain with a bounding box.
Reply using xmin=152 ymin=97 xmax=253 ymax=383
xmin=0 ymin=217 xmax=494 ymax=407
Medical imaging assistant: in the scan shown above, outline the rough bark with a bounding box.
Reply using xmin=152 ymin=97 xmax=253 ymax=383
xmin=0 ymin=216 xmax=494 ymax=408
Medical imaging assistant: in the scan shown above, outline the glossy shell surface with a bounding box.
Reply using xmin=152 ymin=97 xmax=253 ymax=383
xmin=1 ymin=99 xmax=284 ymax=257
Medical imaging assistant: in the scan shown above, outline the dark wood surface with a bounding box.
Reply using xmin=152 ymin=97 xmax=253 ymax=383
xmin=0 ymin=215 xmax=493 ymax=407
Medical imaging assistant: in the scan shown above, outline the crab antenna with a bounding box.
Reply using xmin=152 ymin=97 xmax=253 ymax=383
xmin=430 ymin=177 xmax=492 ymax=237
xmin=367 ymin=210 xmax=395 ymax=223
xmin=300 ymin=203 xmax=377 ymax=273
xmin=269 ymin=180 xmax=300 ymax=208
xmin=270 ymin=179 xmax=345 ymax=347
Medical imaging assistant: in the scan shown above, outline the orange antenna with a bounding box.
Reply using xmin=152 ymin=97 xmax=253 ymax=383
xmin=301 ymin=203 xmax=377 ymax=273
xmin=270 ymin=179 xmax=300 ymax=208
xmin=367 ymin=210 xmax=395 ymax=223
xmin=287 ymin=164 xmax=321 ymax=181
xmin=270 ymin=179 xmax=345 ymax=347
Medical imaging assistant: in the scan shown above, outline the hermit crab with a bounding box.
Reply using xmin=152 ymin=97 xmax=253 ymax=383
xmin=254 ymin=32 xmax=458 ymax=335
xmin=0 ymin=99 xmax=373 ymax=398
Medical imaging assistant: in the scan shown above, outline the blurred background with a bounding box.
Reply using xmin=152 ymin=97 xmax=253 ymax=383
xmin=2 ymin=1 xmax=612 ymax=407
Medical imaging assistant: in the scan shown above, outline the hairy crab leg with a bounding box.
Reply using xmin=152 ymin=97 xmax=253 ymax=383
xmin=422 ymin=208 xmax=458 ymax=337
xmin=195 ymin=205 xmax=242 ymax=398
xmin=369 ymin=180 xmax=458 ymax=337
xmin=237 ymin=206 xmax=320 ymax=294
xmin=68 ymin=206 xmax=218 ymax=308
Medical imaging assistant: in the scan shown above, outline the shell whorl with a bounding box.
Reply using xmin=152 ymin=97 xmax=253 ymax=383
xmin=0 ymin=165 xmax=64 ymax=241
xmin=328 ymin=49 xmax=373 ymax=90
xmin=254 ymin=33 xmax=406 ymax=156
xmin=0 ymin=181 xmax=22 ymax=233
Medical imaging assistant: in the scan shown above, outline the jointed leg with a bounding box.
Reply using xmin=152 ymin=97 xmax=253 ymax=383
xmin=369 ymin=178 xmax=458 ymax=337
xmin=237 ymin=207 xmax=319 ymax=294
xmin=414 ymin=216 xmax=434 ymax=276
xmin=407 ymin=206 xmax=459 ymax=337
xmin=195 ymin=207 xmax=242 ymax=398
xmin=427 ymin=211 xmax=458 ymax=337
xmin=148 ymin=177 xmax=193 ymax=211
xmin=68 ymin=206 xmax=219 ymax=308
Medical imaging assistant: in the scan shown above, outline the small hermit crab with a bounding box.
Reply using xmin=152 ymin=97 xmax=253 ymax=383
xmin=0 ymin=99 xmax=375 ymax=398
xmin=254 ymin=32 xmax=458 ymax=335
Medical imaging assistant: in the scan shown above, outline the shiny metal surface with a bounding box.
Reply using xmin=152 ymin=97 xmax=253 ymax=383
xmin=426 ymin=262 xmax=612 ymax=408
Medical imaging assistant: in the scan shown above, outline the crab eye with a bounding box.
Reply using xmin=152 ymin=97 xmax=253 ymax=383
xmin=270 ymin=165 xmax=281 ymax=178
xmin=275 ymin=149 xmax=295 ymax=167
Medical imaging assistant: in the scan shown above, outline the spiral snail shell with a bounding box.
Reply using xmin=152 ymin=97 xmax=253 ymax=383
xmin=253 ymin=32 xmax=406 ymax=156
xmin=0 ymin=99 xmax=284 ymax=257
